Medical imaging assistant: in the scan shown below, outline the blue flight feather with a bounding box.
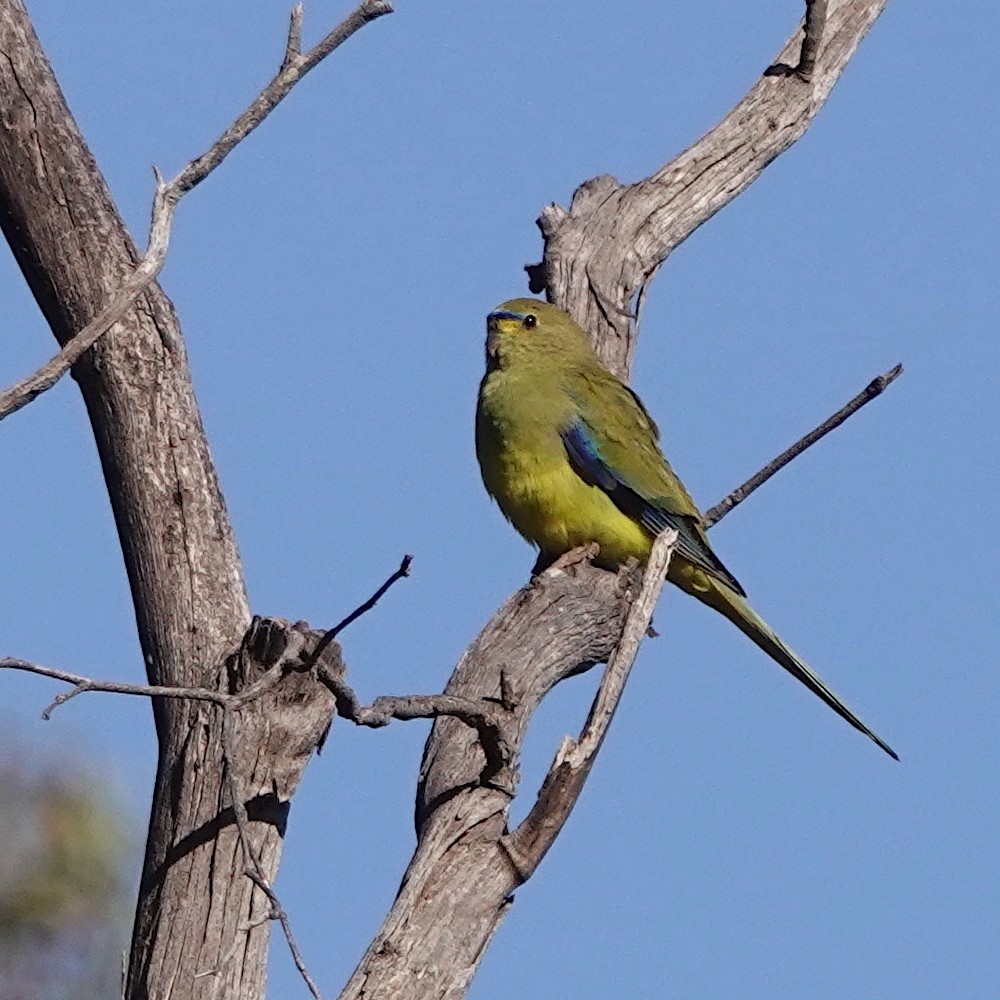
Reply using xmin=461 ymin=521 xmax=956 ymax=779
xmin=561 ymin=418 xmax=745 ymax=595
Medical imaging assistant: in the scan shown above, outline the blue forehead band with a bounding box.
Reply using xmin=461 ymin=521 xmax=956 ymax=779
xmin=488 ymin=310 xmax=527 ymax=323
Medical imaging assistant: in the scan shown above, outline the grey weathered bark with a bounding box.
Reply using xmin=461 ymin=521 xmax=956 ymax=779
xmin=533 ymin=0 xmax=889 ymax=379
xmin=338 ymin=2 xmax=890 ymax=997
xmin=0 ymin=2 xmax=341 ymax=997
xmin=338 ymin=565 xmax=638 ymax=999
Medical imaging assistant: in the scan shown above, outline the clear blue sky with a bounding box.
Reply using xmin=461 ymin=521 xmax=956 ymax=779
xmin=3 ymin=2 xmax=997 ymax=997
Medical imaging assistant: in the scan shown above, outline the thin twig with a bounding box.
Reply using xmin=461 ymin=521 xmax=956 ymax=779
xmin=0 ymin=658 xmax=234 ymax=718
xmin=309 ymin=554 xmax=413 ymax=666
xmin=246 ymin=871 xmax=324 ymax=1000
xmin=201 ymin=907 xmax=271 ymax=997
xmin=172 ymin=0 xmax=393 ymax=199
xmin=0 ymin=0 xmax=393 ymax=423
xmin=0 ymin=173 xmax=175 ymax=421
xmin=316 ymin=665 xmax=509 ymax=780
xmin=283 ymin=3 xmax=305 ymax=69
xmin=797 ymin=0 xmax=828 ymax=80
xmin=221 ymin=710 xmax=266 ymax=879
xmin=501 ymin=531 xmax=676 ymax=880
xmin=704 ymin=363 xmax=902 ymax=527
xmin=1 ymin=652 xmax=297 ymax=719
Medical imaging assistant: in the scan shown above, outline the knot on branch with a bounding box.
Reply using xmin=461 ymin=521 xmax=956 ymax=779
xmin=568 ymin=173 xmax=621 ymax=214
xmin=227 ymin=617 xmax=340 ymax=798
xmin=232 ymin=615 xmax=517 ymax=790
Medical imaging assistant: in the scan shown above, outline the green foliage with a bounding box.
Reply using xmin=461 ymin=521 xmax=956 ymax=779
xmin=0 ymin=749 xmax=132 ymax=1000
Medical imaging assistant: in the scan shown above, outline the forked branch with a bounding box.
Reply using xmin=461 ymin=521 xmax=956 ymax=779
xmin=0 ymin=0 xmax=392 ymax=423
xmin=340 ymin=5 xmax=897 ymax=998
xmin=535 ymin=0 xmax=891 ymax=378
xmin=502 ymin=532 xmax=676 ymax=880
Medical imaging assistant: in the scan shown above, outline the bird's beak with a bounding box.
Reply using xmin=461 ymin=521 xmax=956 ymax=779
xmin=485 ymin=314 xmax=503 ymax=361
xmin=485 ymin=310 xmax=522 ymax=366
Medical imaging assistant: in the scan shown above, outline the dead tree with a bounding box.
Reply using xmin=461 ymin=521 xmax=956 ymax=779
xmin=0 ymin=2 xmax=894 ymax=998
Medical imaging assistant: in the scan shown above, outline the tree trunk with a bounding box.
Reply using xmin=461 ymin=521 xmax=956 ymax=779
xmin=0 ymin=4 xmax=334 ymax=997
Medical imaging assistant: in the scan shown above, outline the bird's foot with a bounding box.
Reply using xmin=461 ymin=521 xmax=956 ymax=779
xmin=536 ymin=542 xmax=601 ymax=577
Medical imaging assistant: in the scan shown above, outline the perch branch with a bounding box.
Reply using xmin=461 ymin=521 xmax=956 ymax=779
xmin=338 ymin=5 xmax=896 ymax=999
xmin=704 ymin=362 xmax=902 ymax=526
xmin=0 ymin=0 xmax=393 ymax=422
xmin=502 ymin=531 xmax=676 ymax=879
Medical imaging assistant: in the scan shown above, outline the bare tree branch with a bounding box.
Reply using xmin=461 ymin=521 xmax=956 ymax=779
xmin=283 ymin=4 xmax=306 ymax=71
xmin=338 ymin=5 xmax=895 ymax=998
xmin=0 ymin=171 xmax=173 ymax=421
xmin=338 ymin=561 xmax=638 ymax=999
xmin=171 ymin=0 xmax=393 ymax=199
xmin=0 ymin=657 xmax=230 ymax=717
xmin=0 ymin=0 xmax=392 ymax=423
xmin=314 ymin=665 xmax=511 ymax=783
xmin=502 ymin=532 xmax=676 ymax=880
xmin=245 ymin=871 xmax=324 ymax=1000
xmin=704 ymin=363 xmax=903 ymax=526
xmin=535 ymin=0 xmax=891 ymax=378
xmin=0 ymin=625 xmax=510 ymax=768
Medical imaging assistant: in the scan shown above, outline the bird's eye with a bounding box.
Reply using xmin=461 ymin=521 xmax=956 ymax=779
xmin=523 ymin=314 xmax=537 ymax=330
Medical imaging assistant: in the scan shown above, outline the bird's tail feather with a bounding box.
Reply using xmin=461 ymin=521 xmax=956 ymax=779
xmin=701 ymin=579 xmax=898 ymax=760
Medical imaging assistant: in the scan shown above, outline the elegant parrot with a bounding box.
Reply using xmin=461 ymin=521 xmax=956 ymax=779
xmin=475 ymin=297 xmax=896 ymax=759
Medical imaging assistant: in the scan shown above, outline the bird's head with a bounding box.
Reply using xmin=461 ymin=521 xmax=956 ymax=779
xmin=485 ymin=298 xmax=593 ymax=370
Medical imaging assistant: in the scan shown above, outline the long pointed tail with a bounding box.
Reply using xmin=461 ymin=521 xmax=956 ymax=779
xmin=695 ymin=576 xmax=898 ymax=760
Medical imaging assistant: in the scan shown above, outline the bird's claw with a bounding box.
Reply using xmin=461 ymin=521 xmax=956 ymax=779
xmin=543 ymin=542 xmax=601 ymax=576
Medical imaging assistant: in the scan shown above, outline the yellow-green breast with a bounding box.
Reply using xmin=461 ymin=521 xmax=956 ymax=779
xmin=476 ymin=362 xmax=652 ymax=566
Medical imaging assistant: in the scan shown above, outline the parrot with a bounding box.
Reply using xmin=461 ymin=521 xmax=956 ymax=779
xmin=475 ymin=297 xmax=896 ymax=759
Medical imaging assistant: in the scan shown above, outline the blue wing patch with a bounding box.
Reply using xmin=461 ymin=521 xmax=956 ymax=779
xmin=561 ymin=419 xmax=745 ymax=596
